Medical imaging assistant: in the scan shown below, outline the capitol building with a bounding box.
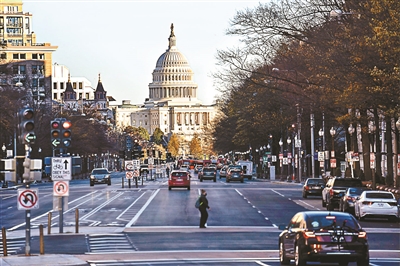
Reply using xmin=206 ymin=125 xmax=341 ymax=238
xmin=113 ymin=24 xmax=219 ymax=142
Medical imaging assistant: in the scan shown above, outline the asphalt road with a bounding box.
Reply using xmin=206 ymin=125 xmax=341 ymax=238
xmin=0 ymin=170 xmax=399 ymax=265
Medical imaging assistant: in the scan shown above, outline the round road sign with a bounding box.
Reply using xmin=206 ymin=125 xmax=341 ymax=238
xmin=18 ymin=189 xmax=39 ymax=210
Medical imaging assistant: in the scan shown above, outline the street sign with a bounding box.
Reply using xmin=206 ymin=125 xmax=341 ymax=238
xmin=17 ymin=188 xmax=39 ymax=210
xmin=125 ymin=160 xmax=134 ymax=171
xmin=148 ymin=157 xmax=154 ymax=165
xmin=51 ymin=157 xmax=72 ymax=180
xmin=133 ymin=169 xmax=140 ymax=177
xmin=133 ymin=160 xmax=140 ymax=169
xmin=126 ymin=171 xmax=134 ymax=179
xmin=53 ymin=181 xmax=69 ymax=196
xmin=318 ymin=152 xmax=324 ymax=162
xmin=295 ymin=139 xmax=301 ymax=148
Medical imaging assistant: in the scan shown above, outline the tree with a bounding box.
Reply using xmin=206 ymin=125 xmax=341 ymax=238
xmin=153 ymin=128 xmax=164 ymax=145
xmin=167 ymin=133 xmax=180 ymax=158
xmin=188 ymin=133 xmax=202 ymax=159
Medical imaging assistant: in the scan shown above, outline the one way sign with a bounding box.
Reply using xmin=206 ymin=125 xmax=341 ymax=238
xmin=51 ymin=157 xmax=72 ymax=181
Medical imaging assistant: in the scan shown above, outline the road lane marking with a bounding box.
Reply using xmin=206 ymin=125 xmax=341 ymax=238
xmin=125 ymin=189 xmax=160 ymax=227
xmin=81 ymin=192 xmax=124 ymax=220
xmin=116 ymin=191 xmax=147 ymax=221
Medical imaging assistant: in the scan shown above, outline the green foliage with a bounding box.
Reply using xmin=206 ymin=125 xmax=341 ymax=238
xmin=167 ymin=133 xmax=180 ymax=157
xmin=153 ymin=128 xmax=164 ymax=145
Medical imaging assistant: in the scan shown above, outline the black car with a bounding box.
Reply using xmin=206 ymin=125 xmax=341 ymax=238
xmin=90 ymin=168 xmax=111 ymax=186
xmin=199 ymin=167 xmax=216 ymax=182
xmin=302 ymin=178 xmax=325 ymax=198
xmin=339 ymin=187 xmax=370 ymax=214
xmin=279 ymin=211 xmax=369 ymax=266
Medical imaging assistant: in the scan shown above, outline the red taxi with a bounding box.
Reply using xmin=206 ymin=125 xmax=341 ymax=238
xmin=168 ymin=170 xmax=191 ymax=190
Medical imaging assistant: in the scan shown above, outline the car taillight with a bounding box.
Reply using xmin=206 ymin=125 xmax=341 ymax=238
xmin=388 ymin=202 xmax=397 ymax=206
xmin=348 ymin=196 xmax=356 ymax=202
xmin=304 ymin=186 xmax=309 ymax=191
xmin=358 ymin=231 xmax=367 ymax=239
xmin=362 ymin=201 xmax=372 ymax=205
xmin=330 ymin=189 xmax=334 ymax=196
xmin=303 ymin=231 xmax=316 ymax=239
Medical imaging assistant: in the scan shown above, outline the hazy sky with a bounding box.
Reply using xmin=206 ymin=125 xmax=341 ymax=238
xmin=24 ymin=0 xmax=267 ymax=105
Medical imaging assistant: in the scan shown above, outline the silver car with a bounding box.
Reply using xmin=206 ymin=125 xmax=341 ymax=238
xmin=90 ymin=168 xmax=111 ymax=186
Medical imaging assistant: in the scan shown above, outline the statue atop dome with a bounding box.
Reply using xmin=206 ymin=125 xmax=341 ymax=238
xmin=168 ymin=23 xmax=176 ymax=49
xmin=170 ymin=23 xmax=175 ymax=37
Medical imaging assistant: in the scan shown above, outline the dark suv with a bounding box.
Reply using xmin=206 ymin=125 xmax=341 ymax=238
xmin=199 ymin=167 xmax=217 ymax=182
xmin=322 ymin=177 xmax=363 ymax=211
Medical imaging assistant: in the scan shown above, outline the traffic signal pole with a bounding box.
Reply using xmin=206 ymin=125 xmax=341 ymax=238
xmin=22 ymin=144 xmax=31 ymax=256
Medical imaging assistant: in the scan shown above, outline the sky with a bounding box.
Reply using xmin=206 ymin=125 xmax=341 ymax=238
xmin=23 ymin=0 xmax=268 ymax=105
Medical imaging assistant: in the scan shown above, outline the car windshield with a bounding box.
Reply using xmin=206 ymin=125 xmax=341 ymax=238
xmin=307 ymin=179 xmax=324 ymax=185
xmin=348 ymin=187 xmax=367 ymax=194
xmin=203 ymin=168 xmax=214 ymax=171
xmin=140 ymin=165 xmax=148 ymax=168
xmin=365 ymin=192 xmax=394 ymax=199
xmin=307 ymin=214 xmax=358 ymax=230
xmin=229 ymin=166 xmax=241 ymax=170
xmin=334 ymin=179 xmax=362 ymax=187
xmin=171 ymin=172 xmax=187 ymax=177
xmin=92 ymin=169 xmax=108 ymax=175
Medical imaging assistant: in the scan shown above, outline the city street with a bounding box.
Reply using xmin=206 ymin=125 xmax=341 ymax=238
xmin=0 ymin=170 xmax=399 ymax=265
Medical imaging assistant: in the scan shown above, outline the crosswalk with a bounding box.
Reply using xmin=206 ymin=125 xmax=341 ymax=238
xmin=0 ymin=237 xmax=25 ymax=256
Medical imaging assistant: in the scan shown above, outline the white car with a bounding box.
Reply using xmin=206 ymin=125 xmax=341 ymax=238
xmin=354 ymin=190 xmax=399 ymax=222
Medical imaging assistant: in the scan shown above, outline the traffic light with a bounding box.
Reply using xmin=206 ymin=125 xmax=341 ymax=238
xmin=18 ymin=107 xmax=36 ymax=145
xmin=61 ymin=119 xmax=72 ymax=148
xmin=50 ymin=119 xmax=61 ymax=148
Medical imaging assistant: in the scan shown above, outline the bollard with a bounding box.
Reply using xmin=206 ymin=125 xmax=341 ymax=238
xmin=39 ymin=224 xmax=44 ymax=255
xmin=47 ymin=212 xmax=52 ymax=235
xmin=75 ymin=208 xmax=79 ymax=233
xmin=2 ymin=227 xmax=8 ymax=256
xmin=122 ymin=176 xmax=124 ymax=188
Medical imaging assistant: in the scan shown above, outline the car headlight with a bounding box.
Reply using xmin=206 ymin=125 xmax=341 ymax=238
xmin=90 ymin=175 xmax=95 ymax=179
xmin=105 ymin=175 xmax=110 ymax=179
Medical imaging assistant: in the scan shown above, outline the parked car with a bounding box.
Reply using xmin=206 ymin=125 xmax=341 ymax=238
xmin=339 ymin=187 xmax=370 ymax=214
xmin=90 ymin=168 xmax=111 ymax=186
xmin=322 ymin=177 xmax=363 ymax=211
xmin=302 ymin=178 xmax=325 ymax=198
xmin=226 ymin=167 xmax=243 ymax=183
xmin=219 ymin=165 xmax=228 ymax=178
xmin=354 ymin=190 xmax=399 ymax=222
xmin=168 ymin=170 xmax=190 ymax=190
xmin=199 ymin=167 xmax=217 ymax=182
xmin=279 ymin=211 xmax=369 ymax=266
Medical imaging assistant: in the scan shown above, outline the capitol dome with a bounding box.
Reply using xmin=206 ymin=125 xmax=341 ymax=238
xmin=149 ymin=24 xmax=198 ymax=102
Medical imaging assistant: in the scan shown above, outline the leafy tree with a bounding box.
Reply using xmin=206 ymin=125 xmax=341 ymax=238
xmin=188 ymin=133 xmax=202 ymax=159
xmin=167 ymin=133 xmax=180 ymax=158
xmin=153 ymin=128 xmax=164 ymax=145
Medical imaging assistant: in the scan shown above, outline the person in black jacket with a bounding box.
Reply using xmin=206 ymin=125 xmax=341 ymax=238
xmin=199 ymin=189 xmax=210 ymax=228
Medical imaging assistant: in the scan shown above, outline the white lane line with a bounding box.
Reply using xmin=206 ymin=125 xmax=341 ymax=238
xmin=271 ymin=189 xmax=285 ymax=197
xmin=255 ymin=261 xmax=271 ymax=266
xmin=125 ymin=189 xmax=160 ymax=227
xmin=81 ymin=192 xmax=124 ymax=220
xmin=116 ymin=191 xmax=146 ymax=221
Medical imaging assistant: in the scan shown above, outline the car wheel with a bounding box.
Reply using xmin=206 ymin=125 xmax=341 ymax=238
xmin=187 ymin=187 xmax=190 ymax=190
xmin=90 ymin=182 xmax=94 ymax=186
xmin=200 ymin=179 xmax=203 ymax=182
xmin=295 ymin=243 xmax=306 ymax=266
xmin=327 ymin=202 xmax=334 ymax=211
xmin=339 ymin=262 xmax=349 ymax=266
xmin=322 ymin=198 xmax=326 ymax=207
xmin=213 ymin=178 xmax=216 ymax=182
xmin=108 ymin=181 xmax=111 ymax=186
xmin=168 ymin=187 xmax=171 ymax=190
xmin=240 ymin=179 xmax=244 ymax=183
xmin=357 ymin=252 xmax=369 ymax=266
xmin=226 ymin=179 xmax=230 ymax=183
xmin=279 ymin=241 xmax=290 ymax=265
xmin=302 ymin=191 xmax=307 ymax=198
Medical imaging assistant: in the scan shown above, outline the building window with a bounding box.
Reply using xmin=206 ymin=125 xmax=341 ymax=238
xmin=85 ymin=93 xmax=89 ymax=99
xmin=73 ymin=82 xmax=76 ymax=89
xmin=60 ymin=83 xmax=64 ymax=90
xmin=39 ymin=54 xmax=45 ymax=60
xmin=1 ymin=53 xmax=6 ymax=59
xmin=20 ymin=53 xmax=26 ymax=59
xmin=13 ymin=54 xmax=18 ymax=59
xmin=79 ymin=82 xmax=83 ymax=89
xmin=53 ymin=82 xmax=57 ymax=90
xmin=32 ymin=53 xmax=38 ymax=60
xmin=53 ymin=93 xmax=57 ymax=99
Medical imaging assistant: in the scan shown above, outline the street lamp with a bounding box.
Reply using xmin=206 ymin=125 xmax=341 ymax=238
xmin=330 ymin=127 xmax=336 ymax=176
xmin=348 ymin=124 xmax=355 ymax=178
xmin=2 ymin=143 xmax=6 ymax=159
xmin=287 ymin=136 xmax=292 ymax=180
xmin=318 ymin=128 xmax=325 ymax=176
xmin=279 ymin=138 xmax=283 ymax=177
xmin=369 ymin=122 xmax=376 ymax=189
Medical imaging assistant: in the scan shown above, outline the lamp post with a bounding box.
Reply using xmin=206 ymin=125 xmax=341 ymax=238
xmin=396 ymin=118 xmax=400 ymax=188
xmin=348 ymin=124 xmax=355 ymax=178
xmin=279 ymin=138 xmax=283 ymax=177
xmin=319 ymin=128 xmax=324 ymax=177
xmin=330 ymin=127 xmax=336 ymax=176
xmin=1 ymin=143 xmax=5 ymax=159
xmin=287 ymin=136 xmax=292 ymax=180
xmin=369 ymin=122 xmax=376 ymax=189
